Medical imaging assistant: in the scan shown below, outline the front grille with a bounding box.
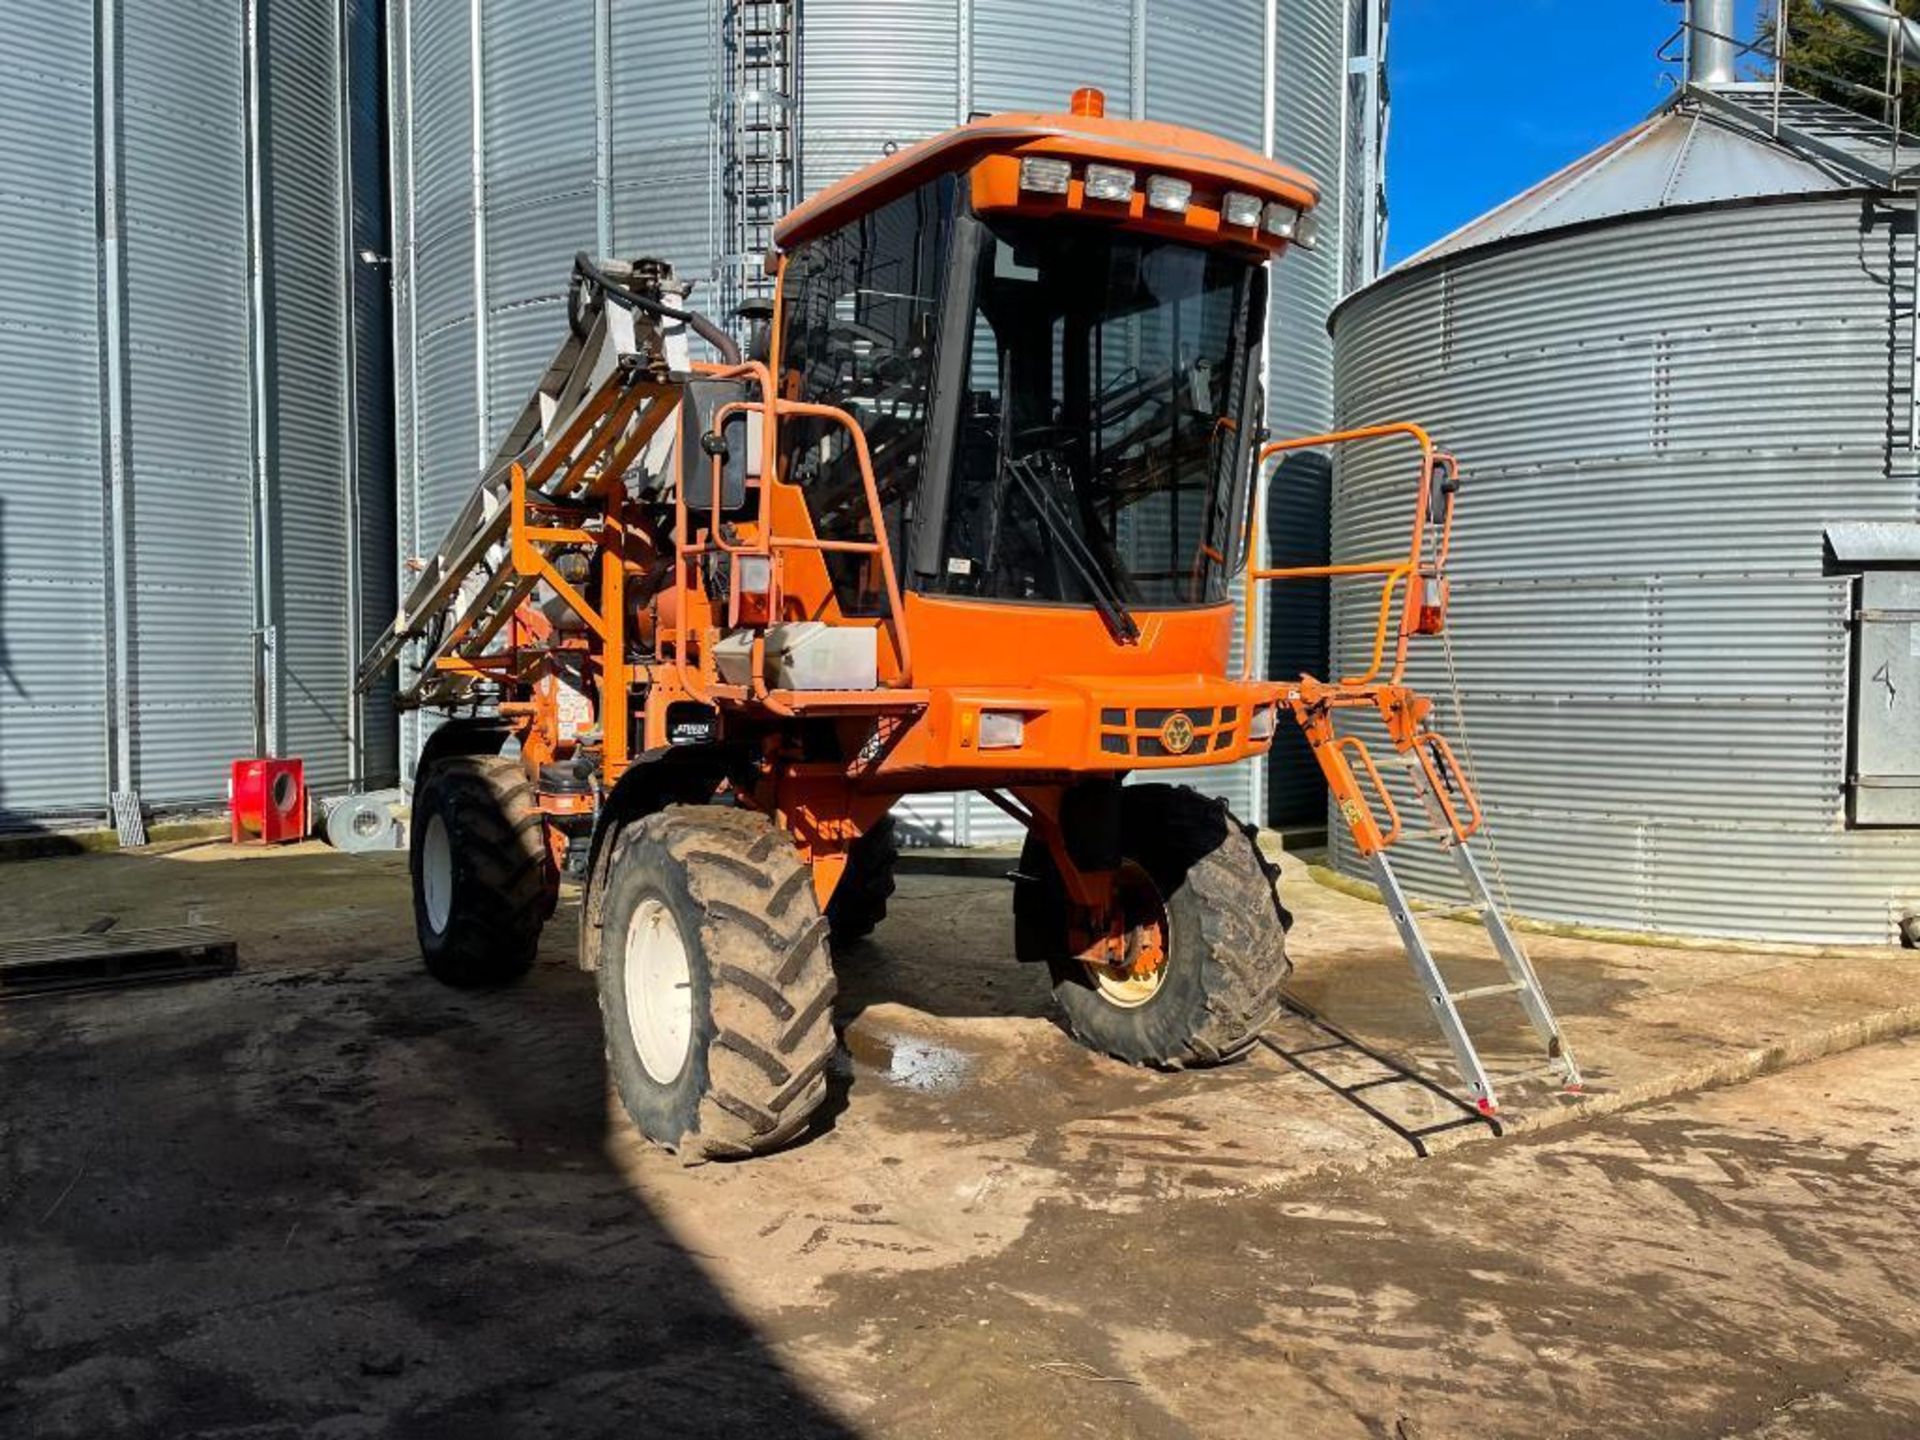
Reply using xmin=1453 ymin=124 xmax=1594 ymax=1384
xmin=1097 ymin=705 xmax=1239 ymax=760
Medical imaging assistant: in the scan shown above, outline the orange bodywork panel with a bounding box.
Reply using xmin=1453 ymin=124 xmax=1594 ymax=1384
xmin=773 ymin=108 xmax=1318 ymax=258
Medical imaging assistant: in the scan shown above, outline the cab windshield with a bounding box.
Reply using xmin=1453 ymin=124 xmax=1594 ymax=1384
xmin=928 ymin=215 xmax=1261 ymax=614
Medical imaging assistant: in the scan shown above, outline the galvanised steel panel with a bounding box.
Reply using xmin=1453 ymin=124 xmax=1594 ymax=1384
xmin=0 ymin=2 xmax=392 ymax=826
xmin=892 ymin=793 xmax=966 ymax=848
xmin=0 ymin=3 xmax=106 ymax=826
xmin=1405 ymin=112 xmax=1848 ymax=272
xmin=483 ymin=0 xmax=596 ymax=212
xmin=971 ymin=0 xmax=1133 ymax=117
xmin=1331 ymin=185 xmax=1920 ymax=942
xmin=1263 ymin=0 xmax=1347 ymax=823
xmin=482 ymin=193 xmax=595 ymax=432
xmin=803 ymin=0 xmax=960 ymax=195
xmin=610 ymin=1 xmax=711 ymax=287
xmin=1144 ymin=0 xmax=1264 ymax=147
xmin=487 ymin=298 xmax=573 ymax=437
xmin=413 ymin=213 xmax=478 ymax=370
xmin=415 ymin=318 xmax=481 ymax=540
xmin=407 ymin=0 xmax=474 ymax=237
xmin=263 ymin=0 xmax=356 ymax=792
xmin=401 ymin=0 xmax=480 ymax=572
xmin=120 ymin=0 xmax=256 ymax=804
xmin=485 ymin=189 xmax=598 ymax=307
xmin=482 ymin=2 xmax=600 ymax=438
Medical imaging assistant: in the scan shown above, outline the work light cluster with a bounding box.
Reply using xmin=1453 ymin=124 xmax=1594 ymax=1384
xmin=1018 ymin=155 xmax=1319 ymax=248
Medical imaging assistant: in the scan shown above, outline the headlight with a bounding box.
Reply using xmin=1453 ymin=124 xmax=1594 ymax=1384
xmin=1294 ymin=209 xmax=1322 ymax=250
xmin=1248 ymin=703 xmax=1278 ymax=742
xmin=1083 ymin=164 xmax=1136 ymax=203
xmin=1262 ymin=202 xmax=1300 ymax=239
xmin=1019 ymin=156 xmax=1072 ymax=194
xmin=1222 ymin=191 xmax=1263 ymax=228
xmin=1145 ymin=175 xmax=1192 ymax=213
xmin=978 ymin=711 xmax=1026 ymax=749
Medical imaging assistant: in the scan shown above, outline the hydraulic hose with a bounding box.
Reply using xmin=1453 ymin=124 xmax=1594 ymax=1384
xmin=572 ymin=251 xmax=742 ymax=365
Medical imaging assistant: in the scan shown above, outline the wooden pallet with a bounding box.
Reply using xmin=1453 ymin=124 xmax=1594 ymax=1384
xmin=0 ymin=924 xmax=237 ymax=1000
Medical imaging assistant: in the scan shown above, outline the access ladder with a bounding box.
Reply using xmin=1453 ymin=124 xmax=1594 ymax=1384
xmin=1301 ymin=686 xmax=1581 ymax=1116
xmin=1252 ymin=423 xmax=1581 ymax=1116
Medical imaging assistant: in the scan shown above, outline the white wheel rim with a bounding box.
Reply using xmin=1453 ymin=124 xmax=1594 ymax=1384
xmin=421 ymin=813 xmax=453 ymax=935
xmin=625 ymin=898 xmax=694 ymax=1084
xmin=1091 ymin=964 xmax=1166 ymax=1009
xmin=1082 ymin=863 xmax=1170 ymax=1010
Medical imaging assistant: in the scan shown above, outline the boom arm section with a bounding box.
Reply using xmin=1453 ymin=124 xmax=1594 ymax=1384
xmin=356 ymin=258 xmax=691 ymax=710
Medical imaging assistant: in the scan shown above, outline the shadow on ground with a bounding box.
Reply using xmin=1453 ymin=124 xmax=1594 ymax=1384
xmin=0 ymin=847 xmax=857 ymax=1439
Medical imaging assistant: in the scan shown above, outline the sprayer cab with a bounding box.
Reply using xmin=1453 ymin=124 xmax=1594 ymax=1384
xmin=765 ymin=89 xmax=1321 ymax=643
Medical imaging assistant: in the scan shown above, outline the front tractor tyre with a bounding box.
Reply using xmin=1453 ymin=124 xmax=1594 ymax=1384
xmin=1014 ymin=784 xmax=1291 ymax=1068
xmin=410 ymin=755 xmax=554 ymax=987
xmin=595 ymin=805 xmax=838 ymax=1163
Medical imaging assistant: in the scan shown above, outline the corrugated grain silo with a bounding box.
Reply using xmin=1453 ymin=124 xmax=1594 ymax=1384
xmin=0 ymin=1 xmax=394 ymax=835
xmin=1327 ymin=19 xmax=1920 ymax=943
xmin=383 ymin=0 xmax=1388 ymax=839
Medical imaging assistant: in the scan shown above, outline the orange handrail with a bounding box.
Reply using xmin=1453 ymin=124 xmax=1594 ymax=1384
xmin=771 ymin=398 xmax=914 ymax=685
xmin=1243 ymin=421 xmax=1451 ymax=688
xmin=668 ymin=365 xmax=915 ymax=704
xmin=1335 ymin=734 xmax=1403 ymax=848
xmin=1413 ymin=731 xmax=1484 ymax=843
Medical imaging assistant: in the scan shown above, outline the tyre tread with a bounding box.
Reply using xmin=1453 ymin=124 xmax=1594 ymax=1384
xmin=413 ymin=755 xmax=551 ymax=987
xmin=608 ymin=804 xmax=838 ymax=1163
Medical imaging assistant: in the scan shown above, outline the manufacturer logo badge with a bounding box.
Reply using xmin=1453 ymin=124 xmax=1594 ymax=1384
xmin=1160 ymin=712 xmax=1196 ymax=755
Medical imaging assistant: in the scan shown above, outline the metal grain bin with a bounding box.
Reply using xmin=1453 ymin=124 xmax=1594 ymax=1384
xmin=0 ymin=0 xmax=394 ymax=834
xmin=384 ymin=0 xmax=1385 ymax=839
xmin=1328 ymin=82 xmax=1920 ymax=943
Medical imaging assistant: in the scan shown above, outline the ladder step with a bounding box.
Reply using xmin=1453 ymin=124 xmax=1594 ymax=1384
xmin=1447 ymin=981 xmax=1526 ymax=1003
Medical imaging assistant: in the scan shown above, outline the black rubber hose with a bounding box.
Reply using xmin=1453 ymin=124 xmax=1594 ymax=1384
xmin=572 ymin=252 xmax=742 ymax=365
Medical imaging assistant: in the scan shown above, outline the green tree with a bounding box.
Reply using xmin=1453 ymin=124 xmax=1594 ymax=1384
xmin=1772 ymin=0 xmax=1920 ymax=132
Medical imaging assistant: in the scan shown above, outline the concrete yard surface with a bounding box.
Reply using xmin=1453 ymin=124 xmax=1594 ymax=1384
xmin=3 ymin=837 xmax=1919 ymax=1436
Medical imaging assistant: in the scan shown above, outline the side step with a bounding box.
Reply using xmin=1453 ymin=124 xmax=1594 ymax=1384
xmin=0 ymin=924 xmax=238 ymax=1001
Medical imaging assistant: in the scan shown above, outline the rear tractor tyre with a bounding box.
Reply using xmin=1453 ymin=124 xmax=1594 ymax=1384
xmin=410 ymin=755 xmax=553 ymax=987
xmin=1014 ymin=784 xmax=1290 ymax=1068
xmin=826 ymin=814 xmax=898 ymax=947
xmin=595 ymin=805 xmax=838 ymax=1163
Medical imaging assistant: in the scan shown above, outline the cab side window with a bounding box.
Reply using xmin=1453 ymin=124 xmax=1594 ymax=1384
xmin=778 ymin=177 xmax=955 ymax=613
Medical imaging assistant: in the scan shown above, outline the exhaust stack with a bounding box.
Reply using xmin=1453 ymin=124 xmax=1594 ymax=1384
xmin=1688 ymin=0 xmax=1738 ymax=85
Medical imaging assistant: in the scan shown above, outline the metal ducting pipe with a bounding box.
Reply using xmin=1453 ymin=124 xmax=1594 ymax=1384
xmin=1817 ymin=0 xmax=1920 ymax=69
xmin=1688 ymin=0 xmax=1739 ymax=84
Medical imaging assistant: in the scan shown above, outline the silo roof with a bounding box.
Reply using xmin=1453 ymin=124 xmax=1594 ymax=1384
xmin=1389 ymin=87 xmax=1859 ymax=275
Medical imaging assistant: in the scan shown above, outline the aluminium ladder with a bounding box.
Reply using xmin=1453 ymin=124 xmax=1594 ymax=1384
xmin=1365 ymin=742 xmax=1582 ymax=1116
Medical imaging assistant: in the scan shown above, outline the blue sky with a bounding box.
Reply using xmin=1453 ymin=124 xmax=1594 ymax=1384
xmin=1384 ymin=1 xmax=1765 ymax=264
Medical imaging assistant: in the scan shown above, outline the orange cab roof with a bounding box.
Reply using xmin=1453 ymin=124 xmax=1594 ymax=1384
xmin=773 ymin=105 xmax=1321 ymax=253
